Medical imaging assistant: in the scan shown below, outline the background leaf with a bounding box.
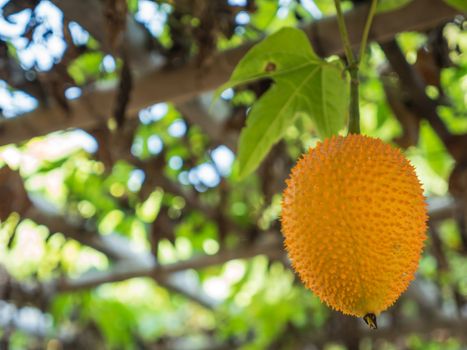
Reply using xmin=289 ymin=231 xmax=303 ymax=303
xmin=442 ymin=0 xmax=467 ymax=11
xmin=377 ymin=0 xmax=413 ymax=13
xmin=217 ymin=27 xmax=348 ymax=179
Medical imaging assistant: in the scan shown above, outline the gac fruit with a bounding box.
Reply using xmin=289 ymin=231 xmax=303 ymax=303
xmin=281 ymin=135 xmax=427 ymax=318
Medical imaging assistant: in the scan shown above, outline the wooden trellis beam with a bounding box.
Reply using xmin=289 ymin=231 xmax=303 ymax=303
xmin=56 ymin=236 xmax=283 ymax=292
xmin=44 ymin=196 xmax=455 ymax=293
xmin=0 ymin=0 xmax=459 ymax=146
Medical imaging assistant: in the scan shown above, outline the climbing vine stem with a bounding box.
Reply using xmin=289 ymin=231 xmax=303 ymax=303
xmin=333 ymin=0 xmax=356 ymax=66
xmin=359 ymin=0 xmax=378 ymax=64
xmin=333 ymin=0 xmax=378 ymax=135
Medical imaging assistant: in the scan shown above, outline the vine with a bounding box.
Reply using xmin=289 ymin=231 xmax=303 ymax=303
xmin=333 ymin=0 xmax=378 ymax=134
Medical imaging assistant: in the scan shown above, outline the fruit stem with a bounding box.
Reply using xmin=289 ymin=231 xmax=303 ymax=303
xmin=333 ymin=0 xmax=378 ymax=135
xmin=348 ymin=64 xmax=360 ymax=134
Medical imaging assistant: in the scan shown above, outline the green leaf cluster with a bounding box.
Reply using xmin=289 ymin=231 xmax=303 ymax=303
xmin=217 ymin=27 xmax=348 ymax=179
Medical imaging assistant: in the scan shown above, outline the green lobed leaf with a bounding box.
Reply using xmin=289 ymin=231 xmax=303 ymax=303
xmin=442 ymin=0 xmax=467 ymax=11
xmin=215 ymin=27 xmax=348 ymax=179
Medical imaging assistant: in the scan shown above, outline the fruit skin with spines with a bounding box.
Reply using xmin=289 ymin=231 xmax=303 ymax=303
xmin=281 ymin=134 xmax=428 ymax=317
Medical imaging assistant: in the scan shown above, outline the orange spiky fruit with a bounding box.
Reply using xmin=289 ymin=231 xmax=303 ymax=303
xmin=281 ymin=135 xmax=427 ymax=319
